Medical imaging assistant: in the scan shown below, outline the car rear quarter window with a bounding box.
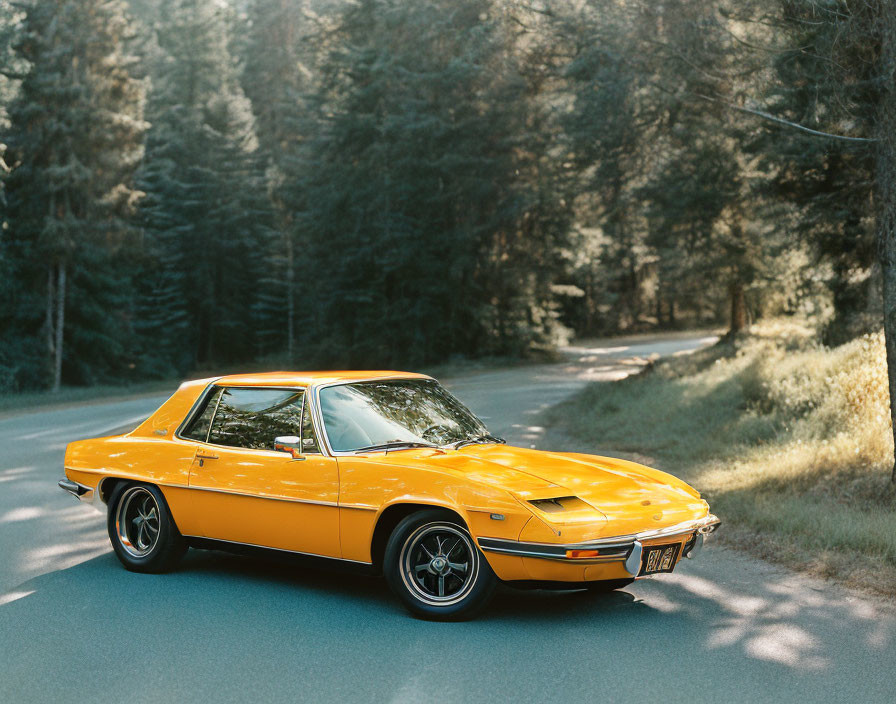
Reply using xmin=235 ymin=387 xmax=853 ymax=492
xmin=181 ymin=387 xmax=223 ymax=442
xmin=207 ymin=388 xmax=304 ymax=451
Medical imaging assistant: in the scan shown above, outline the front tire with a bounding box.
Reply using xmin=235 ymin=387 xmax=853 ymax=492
xmin=107 ymin=482 xmax=187 ymax=573
xmin=384 ymin=509 xmax=497 ymax=620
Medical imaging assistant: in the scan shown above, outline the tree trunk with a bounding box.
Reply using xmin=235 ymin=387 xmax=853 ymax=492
xmin=880 ymin=233 xmax=896 ymax=483
xmin=729 ymin=278 xmax=746 ymax=335
xmin=627 ymin=255 xmax=639 ymax=325
xmin=52 ymin=262 xmax=66 ymax=393
xmin=45 ymin=266 xmax=54 ymax=365
xmin=286 ymin=231 xmax=295 ymax=363
xmin=875 ymin=10 xmax=896 ymax=483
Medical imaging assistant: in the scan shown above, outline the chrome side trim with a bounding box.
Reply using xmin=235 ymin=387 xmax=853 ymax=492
xmin=61 ymin=473 xmax=369 ymax=511
xmin=338 ymin=503 xmax=378 ymax=512
xmin=186 ymin=484 xmax=338 ymax=507
xmin=181 ymin=535 xmax=372 ymax=565
xmin=61 ymin=467 xmax=106 ymax=476
xmin=58 ymin=479 xmax=93 ymax=500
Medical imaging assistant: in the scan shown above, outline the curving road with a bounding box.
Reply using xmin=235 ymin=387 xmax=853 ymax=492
xmin=0 ymin=333 xmax=892 ymax=703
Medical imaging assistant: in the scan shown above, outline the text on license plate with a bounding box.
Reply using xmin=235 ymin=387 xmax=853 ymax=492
xmin=639 ymin=543 xmax=681 ymax=576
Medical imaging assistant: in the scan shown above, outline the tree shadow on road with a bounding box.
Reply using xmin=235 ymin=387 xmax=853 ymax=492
xmin=0 ymin=545 xmax=892 ymax=704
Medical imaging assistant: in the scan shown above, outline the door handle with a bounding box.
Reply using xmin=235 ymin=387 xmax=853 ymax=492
xmin=195 ymin=451 xmax=218 ymax=467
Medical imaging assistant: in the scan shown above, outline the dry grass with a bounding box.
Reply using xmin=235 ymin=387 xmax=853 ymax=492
xmin=545 ymin=321 xmax=896 ymax=596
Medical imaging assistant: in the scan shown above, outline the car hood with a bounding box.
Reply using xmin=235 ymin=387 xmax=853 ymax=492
xmin=375 ymin=443 xmax=707 ymax=533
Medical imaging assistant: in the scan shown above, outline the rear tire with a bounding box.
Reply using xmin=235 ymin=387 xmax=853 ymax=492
xmin=384 ymin=509 xmax=497 ymax=621
xmin=107 ymin=482 xmax=187 ymax=573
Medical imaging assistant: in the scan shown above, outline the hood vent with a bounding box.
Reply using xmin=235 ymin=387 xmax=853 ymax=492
xmin=529 ymin=496 xmax=578 ymax=513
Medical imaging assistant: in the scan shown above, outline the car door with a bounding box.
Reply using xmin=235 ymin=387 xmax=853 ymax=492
xmin=182 ymin=385 xmax=340 ymax=558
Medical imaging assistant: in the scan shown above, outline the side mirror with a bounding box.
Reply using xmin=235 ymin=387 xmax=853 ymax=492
xmin=274 ymin=436 xmax=305 ymax=460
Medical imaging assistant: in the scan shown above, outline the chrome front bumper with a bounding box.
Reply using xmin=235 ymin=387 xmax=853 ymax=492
xmin=478 ymin=514 xmax=720 ymax=577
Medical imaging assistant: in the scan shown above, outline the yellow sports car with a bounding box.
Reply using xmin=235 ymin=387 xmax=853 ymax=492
xmin=59 ymin=371 xmax=719 ymax=620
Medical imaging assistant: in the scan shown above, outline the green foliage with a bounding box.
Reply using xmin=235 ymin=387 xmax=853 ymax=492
xmin=557 ymin=1 xmax=747 ymax=333
xmin=240 ymin=0 xmax=317 ymax=359
xmin=1 ymin=0 xmax=145 ymax=390
xmin=293 ymin=0 xmax=571 ymax=366
xmin=134 ymin=0 xmax=274 ymax=374
xmin=750 ymin=1 xmax=878 ymax=344
xmin=0 ymin=0 xmax=892 ymax=391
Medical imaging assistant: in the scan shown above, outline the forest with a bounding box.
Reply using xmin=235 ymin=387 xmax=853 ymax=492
xmin=0 ymin=0 xmax=892 ymax=398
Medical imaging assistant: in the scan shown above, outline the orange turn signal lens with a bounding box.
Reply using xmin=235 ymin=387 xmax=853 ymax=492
xmin=566 ymin=549 xmax=601 ymax=559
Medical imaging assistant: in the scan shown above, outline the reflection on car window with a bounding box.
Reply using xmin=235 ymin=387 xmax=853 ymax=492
xmin=208 ymin=388 xmax=304 ymax=450
xmin=319 ymin=379 xmax=488 ymax=452
xmin=182 ymin=387 xmax=223 ymax=442
xmin=301 ymin=399 xmax=320 ymax=453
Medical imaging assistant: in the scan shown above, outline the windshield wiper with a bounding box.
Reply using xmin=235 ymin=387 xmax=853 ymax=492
xmin=452 ymin=434 xmax=505 ymax=450
xmin=353 ymin=441 xmax=439 ymax=454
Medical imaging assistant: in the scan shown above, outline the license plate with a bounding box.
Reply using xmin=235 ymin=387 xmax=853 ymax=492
xmin=638 ymin=543 xmax=681 ymax=576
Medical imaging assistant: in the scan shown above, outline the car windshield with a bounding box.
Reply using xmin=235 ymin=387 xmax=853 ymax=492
xmin=318 ymin=379 xmax=490 ymax=452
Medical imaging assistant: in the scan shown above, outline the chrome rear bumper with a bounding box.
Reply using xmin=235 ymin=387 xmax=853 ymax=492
xmin=478 ymin=514 xmax=720 ymax=576
xmin=58 ymin=478 xmax=93 ymax=500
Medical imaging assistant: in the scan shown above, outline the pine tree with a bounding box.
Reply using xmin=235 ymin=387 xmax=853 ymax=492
xmin=294 ymin=0 xmax=570 ymax=366
xmin=640 ymin=134 xmax=757 ymax=334
xmin=751 ymin=2 xmax=876 ymax=344
xmin=560 ymin=13 xmax=647 ymax=333
xmin=241 ymin=0 xmax=318 ymax=361
xmin=0 ymin=1 xmax=22 ymax=388
xmin=135 ymin=0 xmax=273 ymax=374
xmin=557 ymin=0 xmax=772 ymax=334
xmin=2 ymin=0 xmax=146 ymax=390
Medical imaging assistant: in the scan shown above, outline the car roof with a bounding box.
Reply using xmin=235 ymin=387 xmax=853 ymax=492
xmin=208 ymin=370 xmax=433 ymax=388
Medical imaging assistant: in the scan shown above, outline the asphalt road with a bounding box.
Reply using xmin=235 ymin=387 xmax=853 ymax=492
xmin=0 ymin=334 xmax=892 ymax=703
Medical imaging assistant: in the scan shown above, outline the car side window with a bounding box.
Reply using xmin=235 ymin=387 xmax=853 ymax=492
xmin=301 ymin=397 xmax=320 ymax=453
xmin=182 ymin=387 xmax=223 ymax=442
xmin=207 ymin=388 xmax=304 ymax=451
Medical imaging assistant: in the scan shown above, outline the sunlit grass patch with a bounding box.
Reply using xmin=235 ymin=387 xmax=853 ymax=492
xmin=546 ymin=322 xmax=896 ymax=594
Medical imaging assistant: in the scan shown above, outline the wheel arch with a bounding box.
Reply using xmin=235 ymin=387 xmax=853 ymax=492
xmin=97 ymin=475 xmax=159 ymax=505
xmin=95 ymin=476 xmax=187 ymax=534
xmin=96 ymin=475 xmax=123 ymax=504
xmin=370 ymin=502 xmax=470 ymax=571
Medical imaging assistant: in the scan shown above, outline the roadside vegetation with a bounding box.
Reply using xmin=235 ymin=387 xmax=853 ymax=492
xmin=546 ymin=322 xmax=896 ymax=595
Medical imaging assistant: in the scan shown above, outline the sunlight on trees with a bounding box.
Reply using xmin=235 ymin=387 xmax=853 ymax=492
xmin=0 ymin=1 xmax=893 ymax=478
